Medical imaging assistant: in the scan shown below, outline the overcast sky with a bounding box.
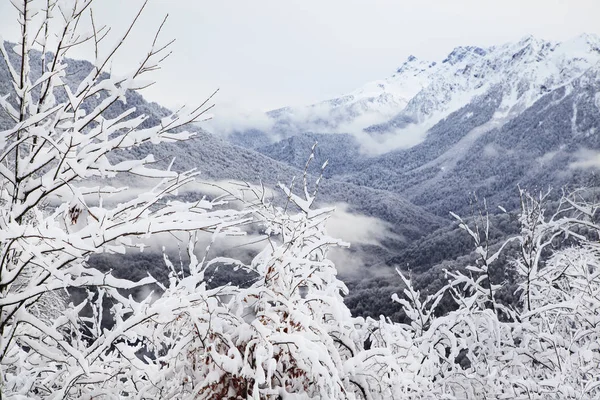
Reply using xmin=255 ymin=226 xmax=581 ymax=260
xmin=1 ymin=0 xmax=600 ymax=114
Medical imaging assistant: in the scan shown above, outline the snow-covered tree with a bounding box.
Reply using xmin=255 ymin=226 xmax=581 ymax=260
xmin=92 ymin=152 xmax=386 ymax=399
xmin=0 ymin=0 xmax=248 ymax=397
xmin=385 ymin=190 xmax=600 ymax=399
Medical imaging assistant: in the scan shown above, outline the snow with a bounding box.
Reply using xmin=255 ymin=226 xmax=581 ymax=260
xmin=231 ymin=33 xmax=600 ymax=155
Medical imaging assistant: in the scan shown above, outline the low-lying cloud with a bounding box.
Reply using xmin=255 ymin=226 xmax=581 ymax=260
xmin=58 ymin=176 xmax=397 ymax=278
xmin=571 ymin=148 xmax=600 ymax=169
xmin=205 ymin=101 xmax=276 ymax=136
xmin=203 ymin=87 xmax=456 ymax=155
xmin=325 ymin=203 xmax=394 ymax=246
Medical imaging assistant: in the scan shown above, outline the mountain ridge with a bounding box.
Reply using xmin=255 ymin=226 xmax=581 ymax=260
xmin=225 ymin=33 xmax=600 ymax=154
xmin=229 ymin=34 xmax=600 ymax=219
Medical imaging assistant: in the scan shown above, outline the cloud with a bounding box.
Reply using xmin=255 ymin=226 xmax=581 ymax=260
xmin=483 ymin=143 xmax=500 ymax=158
xmin=56 ymin=175 xmax=394 ymax=277
xmin=123 ymin=198 xmax=396 ymax=277
xmin=327 ymin=247 xmax=368 ymax=277
xmin=123 ymin=199 xmax=397 ymax=274
xmin=324 ymin=202 xmax=401 ymax=276
xmin=328 ymin=247 xmax=396 ymax=278
xmin=326 ymin=203 xmax=394 ymax=246
xmin=206 ymin=98 xmax=431 ymax=155
xmin=571 ymin=148 xmax=600 ymax=169
xmin=536 ymin=150 xmax=558 ymax=165
xmin=353 ymin=125 xmax=430 ymax=155
xmin=204 ymin=101 xmax=275 ymax=137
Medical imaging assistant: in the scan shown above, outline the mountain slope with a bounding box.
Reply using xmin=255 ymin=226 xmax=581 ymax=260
xmin=342 ymin=64 xmax=600 ymax=216
xmin=234 ymin=34 xmax=600 ymax=218
xmin=156 ymin=131 xmax=444 ymax=242
xmin=254 ymin=132 xmax=363 ymax=177
xmin=227 ymin=34 xmax=600 ymax=154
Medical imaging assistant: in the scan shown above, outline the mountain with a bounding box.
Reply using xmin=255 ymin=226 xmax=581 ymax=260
xmin=228 ymin=34 xmax=600 ymax=217
xmin=343 ymin=67 xmax=600 ymax=216
xmin=228 ymin=34 xmax=600 ymax=152
xmin=367 ymin=34 xmax=600 ymax=134
xmin=262 ymin=55 xmax=433 ymax=138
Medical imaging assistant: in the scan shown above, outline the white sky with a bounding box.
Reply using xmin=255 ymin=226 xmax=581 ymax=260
xmin=1 ymin=0 xmax=600 ymax=113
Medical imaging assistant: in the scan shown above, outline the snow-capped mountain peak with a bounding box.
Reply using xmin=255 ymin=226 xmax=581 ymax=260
xmin=226 ymin=34 xmax=600 ymax=154
xmin=348 ymin=55 xmax=433 ymax=106
xmin=395 ymin=54 xmax=435 ymax=74
xmin=370 ymin=34 xmax=600 ymax=140
xmin=441 ymin=45 xmax=487 ymax=65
